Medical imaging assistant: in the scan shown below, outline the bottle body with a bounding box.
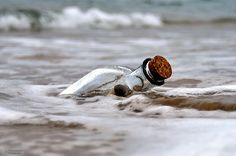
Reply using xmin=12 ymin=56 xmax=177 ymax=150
xmin=60 ymin=56 xmax=172 ymax=97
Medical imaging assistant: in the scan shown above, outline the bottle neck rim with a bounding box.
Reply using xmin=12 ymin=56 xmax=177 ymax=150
xmin=142 ymin=58 xmax=165 ymax=86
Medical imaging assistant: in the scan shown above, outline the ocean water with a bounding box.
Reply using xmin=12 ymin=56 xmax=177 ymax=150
xmin=0 ymin=0 xmax=236 ymax=31
xmin=0 ymin=0 xmax=236 ymax=156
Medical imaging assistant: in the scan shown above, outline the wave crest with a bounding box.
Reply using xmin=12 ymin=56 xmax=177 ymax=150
xmin=0 ymin=14 xmax=31 ymax=31
xmin=0 ymin=7 xmax=163 ymax=31
xmin=49 ymin=7 xmax=162 ymax=29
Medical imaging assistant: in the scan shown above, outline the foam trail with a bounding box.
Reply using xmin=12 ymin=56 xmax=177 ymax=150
xmin=0 ymin=106 xmax=88 ymax=127
xmin=0 ymin=106 xmax=42 ymax=125
xmin=152 ymin=85 xmax=236 ymax=97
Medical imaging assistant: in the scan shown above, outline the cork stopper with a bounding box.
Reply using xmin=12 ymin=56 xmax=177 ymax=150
xmin=148 ymin=55 xmax=172 ymax=79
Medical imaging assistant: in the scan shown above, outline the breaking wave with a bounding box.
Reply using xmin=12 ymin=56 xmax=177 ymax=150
xmin=1 ymin=6 xmax=235 ymax=32
xmin=0 ymin=7 xmax=163 ymax=31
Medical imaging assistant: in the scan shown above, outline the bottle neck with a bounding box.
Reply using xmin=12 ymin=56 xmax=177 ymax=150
xmin=130 ymin=65 xmax=146 ymax=80
xmin=142 ymin=58 xmax=165 ymax=86
xmin=125 ymin=58 xmax=165 ymax=91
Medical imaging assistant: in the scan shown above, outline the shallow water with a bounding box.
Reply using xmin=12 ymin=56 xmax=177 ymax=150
xmin=1 ymin=0 xmax=236 ymax=32
xmin=0 ymin=24 xmax=236 ymax=156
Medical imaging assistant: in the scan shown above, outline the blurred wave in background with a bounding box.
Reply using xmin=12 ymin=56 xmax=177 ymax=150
xmin=0 ymin=0 xmax=236 ymax=31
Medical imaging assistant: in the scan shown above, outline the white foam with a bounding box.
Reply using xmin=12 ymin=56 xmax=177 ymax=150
xmin=0 ymin=106 xmax=92 ymax=127
xmin=0 ymin=106 xmax=58 ymax=126
xmin=0 ymin=7 xmax=163 ymax=31
xmin=0 ymin=106 xmax=35 ymax=124
xmin=1 ymin=83 xmax=236 ymax=126
xmin=119 ymin=94 xmax=236 ymax=118
xmin=48 ymin=7 xmax=162 ymax=29
xmin=152 ymin=85 xmax=236 ymax=97
xmin=0 ymin=15 xmax=31 ymax=31
xmin=0 ymin=83 xmax=91 ymax=126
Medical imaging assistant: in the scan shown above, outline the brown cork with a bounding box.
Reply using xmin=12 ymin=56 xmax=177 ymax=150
xmin=148 ymin=55 xmax=172 ymax=79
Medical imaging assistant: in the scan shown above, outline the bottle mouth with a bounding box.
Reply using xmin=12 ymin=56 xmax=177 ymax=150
xmin=142 ymin=58 xmax=166 ymax=86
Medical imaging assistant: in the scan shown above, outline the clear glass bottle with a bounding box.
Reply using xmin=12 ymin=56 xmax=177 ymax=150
xmin=60 ymin=55 xmax=172 ymax=97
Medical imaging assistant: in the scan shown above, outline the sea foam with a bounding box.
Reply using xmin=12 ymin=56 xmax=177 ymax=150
xmin=1 ymin=83 xmax=236 ymax=126
xmin=152 ymin=85 xmax=236 ymax=97
xmin=0 ymin=15 xmax=31 ymax=31
xmin=0 ymin=7 xmax=163 ymax=31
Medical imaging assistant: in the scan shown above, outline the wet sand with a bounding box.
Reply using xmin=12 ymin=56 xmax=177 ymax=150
xmin=0 ymin=125 xmax=124 ymax=156
xmin=1 ymin=118 xmax=236 ymax=156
